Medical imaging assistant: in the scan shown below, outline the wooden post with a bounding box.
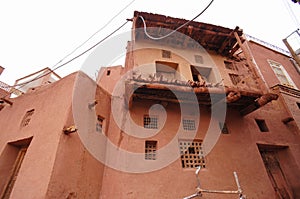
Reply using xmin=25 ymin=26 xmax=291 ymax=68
xmin=233 ymin=31 xmax=267 ymax=94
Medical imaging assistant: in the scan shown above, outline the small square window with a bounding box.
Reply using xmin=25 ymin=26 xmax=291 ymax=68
xmin=162 ymin=50 xmax=171 ymax=58
xmin=144 ymin=115 xmax=158 ymax=129
xmin=219 ymin=122 xmax=229 ymax=134
xmin=183 ymin=119 xmax=196 ymax=131
xmin=145 ymin=140 xmax=157 ymax=160
xmin=255 ymin=119 xmax=269 ymax=132
xmin=194 ymin=55 xmax=203 ymax=64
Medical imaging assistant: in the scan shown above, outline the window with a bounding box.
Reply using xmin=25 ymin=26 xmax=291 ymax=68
xmin=162 ymin=50 xmax=171 ymax=58
xmin=183 ymin=119 xmax=196 ymax=131
xmin=179 ymin=140 xmax=205 ymax=168
xmin=155 ymin=61 xmax=178 ymax=80
xmin=219 ymin=122 xmax=229 ymax=134
xmin=255 ymin=119 xmax=269 ymax=132
xmin=145 ymin=141 xmax=157 ymax=160
xmin=106 ymin=70 xmax=111 ymax=76
xmin=268 ymin=60 xmax=296 ymax=88
xmin=229 ymin=74 xmax=241 ymax=85
xmin=224 ymin=61 xmax=237 ymax=70
xmin=144 ymin=115 xmax=158 ymax=129
xmin=296 ymin=102 xmax=300 ymax=109
xmin=194 ymin=55 xmax=203 ymax=64
xmin=96 ymin=115 xmax=104 ymax=133
xmin=190 ymin=65 xmax=212 ymax=82
xmin=20 ymin=109 xmax=35 ymax=127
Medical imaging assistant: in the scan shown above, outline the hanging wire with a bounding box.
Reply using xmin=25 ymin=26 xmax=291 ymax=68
xmin=4 ymin=20 xmax=130 ymax=96
xmin=52 ymin=0 xmax=136 ymax=68
xmin=139 ymin=0 xmax=214 ymax=40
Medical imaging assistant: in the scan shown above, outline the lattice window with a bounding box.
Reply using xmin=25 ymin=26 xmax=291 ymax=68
xmin=162 ymin=50 xmax=171 ymax=58
xmin=144 ymin=115 xmax=158 ymax=129
xmin=179 ymin=140 xmax=205 ymax=168
xmin=96 ymin=115 xmax=104 ymax=133
xmin=145 ymin=140 xmax=157 ymax=160
xmin=219 ymin=122 xmax=229 ymax=134
xmin=229 ymin=74 xmax=241 ymax=85
xmin=183 ymin=119 xmax=196 ymax=131
xmin=20 ymin=109 xmax=35 ymax=127
xmin=194 ymin=55 xmax=203 ymax=64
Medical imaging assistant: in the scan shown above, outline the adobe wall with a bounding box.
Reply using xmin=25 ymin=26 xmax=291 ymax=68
xmin=99 ymin=95 xmax=300 ymax=198
xmin=247 ymin=41 xmax=300 ymax=89
xmin=0 ymin=71 xmax=110 ymax=198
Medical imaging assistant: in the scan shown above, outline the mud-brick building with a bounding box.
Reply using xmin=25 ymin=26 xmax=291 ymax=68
xmin=0 ymin=11 xmax=300 ymax=199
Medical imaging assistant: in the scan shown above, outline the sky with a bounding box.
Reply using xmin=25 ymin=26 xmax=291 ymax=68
xmin=0 ymin=0 xmax=299 ymax=85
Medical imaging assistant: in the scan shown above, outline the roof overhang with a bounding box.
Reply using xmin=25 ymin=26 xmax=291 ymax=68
xmin=133 ymin=11 xmax=244 ymax=56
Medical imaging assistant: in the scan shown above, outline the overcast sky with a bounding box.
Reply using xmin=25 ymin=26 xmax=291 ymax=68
xmin=0 ymin=0 xmax=299 ymax=85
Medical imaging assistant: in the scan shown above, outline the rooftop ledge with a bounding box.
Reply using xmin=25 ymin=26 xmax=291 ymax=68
xmin=124 ymin=77 xmax=278 ymax=116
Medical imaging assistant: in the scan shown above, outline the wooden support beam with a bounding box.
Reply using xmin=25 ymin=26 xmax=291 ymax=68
xmin=233 ymin=31 xmax=267 ymax=94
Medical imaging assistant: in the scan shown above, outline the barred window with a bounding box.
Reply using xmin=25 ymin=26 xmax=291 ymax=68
xmin=183 ymin=119 xmax=196 ymax=131
xmin=179 ymin=140 xmax=205 ymax=168
xmin=162 ymin=50 xmax=171 ymax=58
xmin=144 ymin=115 xmax=158 ymax=129
xmin=194 ymin=55 xmax=203 ymax=64
xmin=145 ymin=140 xmax=157 ymax=160
xmin=20 ymin=109 xmax=35 ymax=127
xmin=229 ymin=74 xmax=241 ymax=85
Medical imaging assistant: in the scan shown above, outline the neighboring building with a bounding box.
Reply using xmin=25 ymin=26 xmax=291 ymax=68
xmin=0 ymin=11 xmax=299 ymax=199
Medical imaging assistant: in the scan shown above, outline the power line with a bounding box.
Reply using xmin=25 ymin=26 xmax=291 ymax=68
xmin=6 ymin=20 xmax=130 ymax=94
xmin=282 ymin=0 xmax=300 ymax=28
xmin=10 ymin=0 xmax=136 ymax=90
xmin=139 ymin=0 xmax=214 ymax=40
xmin=52 ymin=0 xmax=136 ymax=68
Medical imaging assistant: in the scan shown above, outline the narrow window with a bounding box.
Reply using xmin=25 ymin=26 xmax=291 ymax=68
xmin=194 ymin=55 xmax=203 ymax=64
xmin=96 ymin=115 xmax=104 ymax=133
xmin=145 ymin=141 xmax=157 ymax=160
xmin=20 ymin=109 xmax=35 ymax=127
xmin=219 ymin=122 xmax=229 ymax=134
xmin=106 ymin=70 xmax=111 ymax=76
xmin=143 ymin=115 xmax=158 ymax=129
xmin=255 ymin=119 xmax=269 ymax=132
xmin=183 ymin=119 xmax=196 ymax=131
xmin=179 ymin=140 xmax=205 ymax=169
xmin=229 ymin=74 xmax=241 ymax=85
xmin=162 ymin=50 xmax=171 ymax=58
xmin=296 ymin=102 xmax=300 ymax=109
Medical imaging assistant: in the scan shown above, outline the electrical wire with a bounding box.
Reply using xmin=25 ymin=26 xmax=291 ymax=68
xmin=281 ymin=0 xmax=300 ymax=28
xmin=52 ymin=0 xmax=136 ymax=68
xmin=4 ymin=20 xmax=130 ymax=96
xmin=139 ymin=0 xmax=214 ymax=40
